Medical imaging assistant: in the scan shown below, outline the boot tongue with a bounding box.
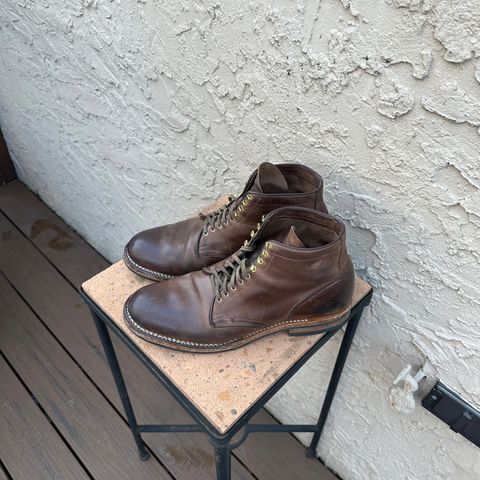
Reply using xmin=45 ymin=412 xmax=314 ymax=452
xmin=277 ymin=226 xmax=305 ymax=247
xmin=250 ymin=162 xmax=288 ymax=194
xmin=286 ymin=226 xmax=305 ymax=247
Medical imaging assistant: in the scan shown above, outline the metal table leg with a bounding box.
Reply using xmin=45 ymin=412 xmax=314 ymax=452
xmin=91 ymin=309 xmax=150 ymax=461
xmin=210 ymin=436 xmax=232 ymax=480
xmin=306 ymin=309 xmax=364 ymax=457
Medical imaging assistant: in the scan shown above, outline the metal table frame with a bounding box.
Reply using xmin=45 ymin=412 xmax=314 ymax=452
xmin=81 ymin=288 xmax=372 ymax=480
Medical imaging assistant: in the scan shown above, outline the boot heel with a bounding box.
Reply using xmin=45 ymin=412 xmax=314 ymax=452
xmin=288 ymin=312 xmax=350 ymax=337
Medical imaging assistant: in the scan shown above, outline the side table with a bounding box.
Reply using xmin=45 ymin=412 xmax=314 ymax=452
xmin=81 ymin=261 xmax=372 ymax=480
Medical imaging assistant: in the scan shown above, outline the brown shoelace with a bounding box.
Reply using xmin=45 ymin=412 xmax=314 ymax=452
xmin=201 ymin=196 xmax=236 ymax=235
xmin=205 ymin=243 xmax=256 ymax=301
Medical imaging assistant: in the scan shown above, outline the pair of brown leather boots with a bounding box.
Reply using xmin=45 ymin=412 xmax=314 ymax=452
xmin=123 ymin=163 xmax=355 ymax=353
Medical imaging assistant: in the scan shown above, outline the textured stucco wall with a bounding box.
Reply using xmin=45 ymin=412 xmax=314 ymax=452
xmin=1 ymin=1 xmax=479 ymax=478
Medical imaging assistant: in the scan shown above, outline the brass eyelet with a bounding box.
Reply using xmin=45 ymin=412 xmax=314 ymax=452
xmin=246 ymin=274 xmax=251 ymax=279
xmin=223 ymin=292 xmax=229 ymax=297
xmin=217 ymin=297 xmax=222 ymax=302
xmin=257 ymin=257 xmax=264 ymax=265
xmin=250 ymin=265 xmax=256 ymax=272
xmin=204 ymin=231 xmax=208 ymax=236
xmin=239 ymin=279 xmax=244 ymax=284
xmin=231 ymin=286 xmax=236 ymax=290
xmin=250 ymin=230 xmax=255 ymax=237
xmin=262 ymin=249 xmax=269 ymax=257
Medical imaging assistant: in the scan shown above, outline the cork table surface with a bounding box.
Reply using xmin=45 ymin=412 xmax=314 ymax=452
xmin=82 ymin=261 xmax=371 ymax=434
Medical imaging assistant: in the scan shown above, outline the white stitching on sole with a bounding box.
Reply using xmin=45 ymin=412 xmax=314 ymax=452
xmin=124 ymin=303 xmax=332 ymax=349
xmin=124 ymin=248 xmax=174 ymax=280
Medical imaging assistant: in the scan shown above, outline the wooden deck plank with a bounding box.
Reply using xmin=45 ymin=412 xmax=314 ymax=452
xmin=0 ymin=355 xmax=91 ymax=480
xmin=235 ymin=415 xmax=337 ymax=480
xmin=0 ymin=181 xmax=337 ymax=480
xmin=0 ymin=273 xmax=171 ymax=480
xmin=0 ymin=213 xmax=253 ymax=480
xmin=0 ymin=180 xmax=108 ymax=287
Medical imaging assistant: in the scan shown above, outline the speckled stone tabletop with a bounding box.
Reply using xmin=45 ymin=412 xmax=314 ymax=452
xmin=82 ymin=261 xmax=371 ymax=433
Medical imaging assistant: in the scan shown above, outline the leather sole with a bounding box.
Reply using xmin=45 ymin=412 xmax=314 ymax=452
xmin=123 ymin=300 xmax=351 ymax=353
xmin=123 ymin=247 xmax=175 ymax=281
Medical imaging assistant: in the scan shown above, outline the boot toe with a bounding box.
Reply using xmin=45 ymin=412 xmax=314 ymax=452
xmin=124 ymin=273 xmax=221 ymax=348
xmin=124 ymin=228 xmax=175 ymax=280
xmin=124 ymin=216 xmax=206 ymax=279
xmin=124 ymin=284 xmax=178 ymax=341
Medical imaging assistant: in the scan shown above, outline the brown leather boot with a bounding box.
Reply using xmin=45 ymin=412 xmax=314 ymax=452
xmin=124 ymin=206 xmax=355 ymax=353
xmin=124 ymin=163 xmax=327 ymax=280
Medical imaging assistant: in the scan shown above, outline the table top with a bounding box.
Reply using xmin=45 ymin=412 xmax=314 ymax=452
xmin=82 ymin=261 xmax=371 ymax=434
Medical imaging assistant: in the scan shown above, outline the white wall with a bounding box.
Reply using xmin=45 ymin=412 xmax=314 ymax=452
xmin=1 ymin=1 xmax=479 ymax=478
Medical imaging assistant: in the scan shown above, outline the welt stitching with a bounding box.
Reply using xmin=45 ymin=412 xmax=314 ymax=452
xmin=125 ymin=302 xmax=311 ymax=348
xmin=124 ymin=248 xmax=174 ymax=279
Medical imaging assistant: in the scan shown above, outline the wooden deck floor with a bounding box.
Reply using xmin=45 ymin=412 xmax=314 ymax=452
xmin=0 ymin=180 xmax=337 ymax=480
